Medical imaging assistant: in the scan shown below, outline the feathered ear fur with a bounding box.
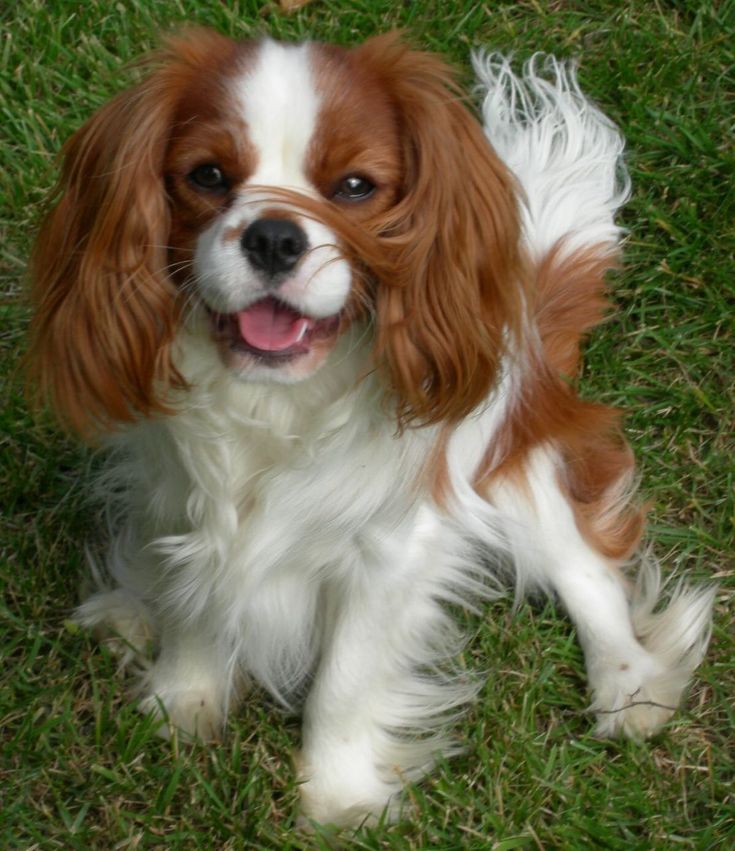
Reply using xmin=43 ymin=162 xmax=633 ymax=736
xmin=27 ymin=28 xmax=234 ymax=437
xmin=28 ymin=75 xmax=176 ymax=436
xmin=352 ymin=34 xmax=526 ymax=427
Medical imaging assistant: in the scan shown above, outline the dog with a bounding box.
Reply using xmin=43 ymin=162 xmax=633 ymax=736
xmin=28 ymin=29 xmax=715 ymax=826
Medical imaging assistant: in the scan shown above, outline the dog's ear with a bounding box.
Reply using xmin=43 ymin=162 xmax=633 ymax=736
xmin=28 ymin=74 xmax=176 ymax=436
xmin=27 ymin=28 xmax=234 ymax=437
xmin=352 ymin=34 xmax=525 ymax=428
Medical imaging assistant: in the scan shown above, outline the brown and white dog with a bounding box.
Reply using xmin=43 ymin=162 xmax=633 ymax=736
xmin=29 ymin=29 xmax=714 ymax=826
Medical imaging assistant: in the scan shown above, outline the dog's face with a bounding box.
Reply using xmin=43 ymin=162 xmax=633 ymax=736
xmin=29 ymin=29 xmax=522 ymax=434
xmin=166 ymin=38 xmax=402 ymax=383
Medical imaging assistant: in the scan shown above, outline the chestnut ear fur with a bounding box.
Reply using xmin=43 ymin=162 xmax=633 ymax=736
xmin=29 ymin=75 xmax=175 ymax=436
xmin=352 ymin=34 xmax=526 ymax=428
xmin=27 ymin=29 xmax=234 ymax=437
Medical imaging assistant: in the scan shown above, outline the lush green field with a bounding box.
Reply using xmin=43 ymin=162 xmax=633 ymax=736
xmin=2 ymin=0 xmax=733 ymax=847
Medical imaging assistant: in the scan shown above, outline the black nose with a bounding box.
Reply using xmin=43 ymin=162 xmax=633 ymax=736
xmin=241 ymin=218 xmax=307 ymax=278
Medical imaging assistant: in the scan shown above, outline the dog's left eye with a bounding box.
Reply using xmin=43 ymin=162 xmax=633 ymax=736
xmin=333 ymin=175 xmax=375 ymax=201
xmin=189 ymin=164 xmax=228 ymax=191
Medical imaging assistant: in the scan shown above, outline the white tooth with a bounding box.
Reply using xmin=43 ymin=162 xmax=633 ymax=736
xmin=296 ymin=322 xmax=308 ymax=342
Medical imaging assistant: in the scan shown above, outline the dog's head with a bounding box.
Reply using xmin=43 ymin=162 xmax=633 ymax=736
xmin=29 ymin=29 xmax=523 ymax=435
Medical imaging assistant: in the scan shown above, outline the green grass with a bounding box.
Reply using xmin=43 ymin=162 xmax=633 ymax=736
xmin=2 ymin=0 xmax=733 ymax=847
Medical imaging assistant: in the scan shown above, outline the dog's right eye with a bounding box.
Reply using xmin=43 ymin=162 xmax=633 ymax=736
xmin=333 ymin=175 xmax=375 ymax=202
xmin=189 ymin=164 xmax=228 ymax=191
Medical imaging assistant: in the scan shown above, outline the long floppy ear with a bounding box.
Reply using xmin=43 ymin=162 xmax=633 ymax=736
xmin=27 ymin=28 xmax=234 ymax=437
xmin=28 ymin=75 xmax=176 ymax=436
xmin=352 ymin=34 xmax=525 ymax=427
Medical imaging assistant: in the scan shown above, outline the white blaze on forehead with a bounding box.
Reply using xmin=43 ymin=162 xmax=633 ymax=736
xmin=235 ymin=40 xmax=321 ymax=188
xmin=194 ymin=39 xmax=351 ymax=322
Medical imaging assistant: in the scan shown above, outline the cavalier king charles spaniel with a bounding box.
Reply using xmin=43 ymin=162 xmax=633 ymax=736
xmin=29 ymin=29 xmax=714 ymax=827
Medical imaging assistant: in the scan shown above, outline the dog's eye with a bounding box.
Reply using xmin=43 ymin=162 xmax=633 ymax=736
xmin=333 ymin=175 xmax=375 ymax=201
xmin=189 ymin=164 xmax=228 ymax=191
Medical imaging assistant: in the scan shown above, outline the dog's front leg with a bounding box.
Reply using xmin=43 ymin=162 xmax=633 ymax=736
xmin=297 ymin=507 xmax=470 ymax=828
xmin=139 ymin=618 xmax=232 ymax=741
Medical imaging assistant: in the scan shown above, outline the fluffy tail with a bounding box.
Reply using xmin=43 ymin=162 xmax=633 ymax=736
xmin=473 ymin=52 xmax=630 ymax=260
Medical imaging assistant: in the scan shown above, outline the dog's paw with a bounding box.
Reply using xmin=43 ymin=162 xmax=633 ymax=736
xmin=296 ymin=749 xmax=400 ymax=829
xmin=297 ymin=778 xmax=397 ymax=830
xmin=138 ymin=687 xmax=224 ymax=741
xmin=590 ymin=659 xmax=677 ymax=739
xmin=589 ymin=576 xmax=715 ymax=740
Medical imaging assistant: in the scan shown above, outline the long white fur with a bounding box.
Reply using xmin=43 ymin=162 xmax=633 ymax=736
xmin=75 ymin=45 xmax=715 ymax=826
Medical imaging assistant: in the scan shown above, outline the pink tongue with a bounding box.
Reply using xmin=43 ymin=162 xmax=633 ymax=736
xmin=237 ymin=299 xmax=313 ymax=352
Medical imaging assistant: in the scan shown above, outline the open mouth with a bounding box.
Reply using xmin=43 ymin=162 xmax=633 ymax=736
xmin=210 ymin=296 xmax=341 ymax=364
